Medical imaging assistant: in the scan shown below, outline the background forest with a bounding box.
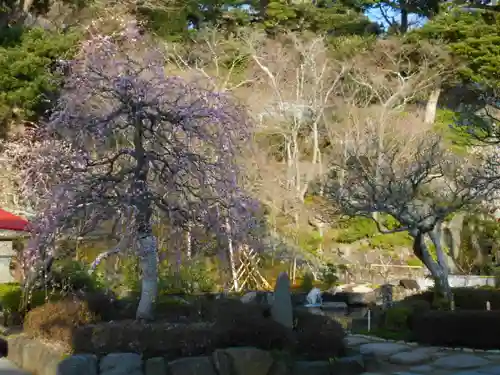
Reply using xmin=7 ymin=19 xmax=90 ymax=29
xmin=0 ymin=0 xmax=499 ymax=298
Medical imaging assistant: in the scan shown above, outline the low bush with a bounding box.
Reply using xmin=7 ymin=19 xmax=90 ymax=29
xmin=294 ymin=309 xmax=346 ymax=360
xmin=43 ymin=298 xmax=345 ymax=361
xmin=412 ymin=310 xmax=500 ymax=349
xmin=24 ymin=298 xmax=99 ymax=346
xmin=299 ymin=272 xmax=315 ymax=292
xmin=73 ymin=321 xmax=219 ymax=359
xmin=402 ymin=287 xmax=500 ymax=310
xmin=383 ymin=306 xmax=413 ymax=332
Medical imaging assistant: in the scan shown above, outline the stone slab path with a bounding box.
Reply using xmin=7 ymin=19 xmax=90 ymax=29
xmin=346 ymin=334 xmax=500 ymax=375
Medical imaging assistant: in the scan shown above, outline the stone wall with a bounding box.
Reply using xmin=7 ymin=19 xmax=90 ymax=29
xmin=7 ymin=334 xmax=365 ymax=375
xmin=416 ymin=275 xmax=497 ymax=290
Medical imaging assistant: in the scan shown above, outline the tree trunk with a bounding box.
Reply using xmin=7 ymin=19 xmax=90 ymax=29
xmin=400 ymin=6 xmax=409 ymax=34
xmin=136 ymin=234 xmax=158 ymax=320
xmin=413 ymin=231 xmax=453 ymax=306
xmin=185 ymin=222 xmax=192 ymax=260
xmin=133 ymin=115 xmax=157 ymax=320
xmin=424 ymin=88 xmax=441 ymax=125
xmin=225 ymin=217 xmax=239 ymax=291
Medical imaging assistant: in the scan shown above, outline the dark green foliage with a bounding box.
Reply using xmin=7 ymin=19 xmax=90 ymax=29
xmin=25 ymin=296 xmax=346 ymax=360
xmin=319 ymin=263 xmax=340 ymax=288
xmin=300 ymin=272 xmax=315 ymax=292
xmin=403 ymin=287 xmax=500 ymax=310
xmin=376 ymin=299 xmax=431 ymax=337
xmin=0 ymin=283 xmax=60 ymax=325
xmin=0 ymin=27 xmax=79 ymax=138
xmin=383 ymin=305 xmax=413 ymax=331
xmin=335 ymin=216 xmax=413 ymax=249
xmin=50 ymin=259 xmax=103 ymax=292
xmin=409 ymin=10 xmax=500 ymax=88
xmin=413 ymin=310 xmax=500 ymax=349
xmin=294 ymin=308 xmax=347 ymax=360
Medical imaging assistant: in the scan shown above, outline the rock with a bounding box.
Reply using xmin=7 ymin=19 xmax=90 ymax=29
xmin=324 ymin=288 xmax=376 ymax=305
xmin=267 ymin=360 xmax=290 ymax=375
xmin=321 ymin=292 xmax=349 ymax=304
xmin=345 ymin=336 xmax=374 ymax=347
xmin=168 ymin=357 xmax=217 ymax=375
xmin=291 ymin=292 xmax=308 ymax=306
xmin=399 ymin=279 xmax=420 ymax=290
xmin=241 ymin=292 xmax=258 ymax=304
xmin=322 ymin=301 xmax=348 ymax=310
xmin=19 ymin=339 xmax=65 ymax=375
xmin=476 ymin=365 xmax=500 ymax=374
xmin=213 ymin=347 xmax=274 ymax=375
xmin=359 ymin=343 xmax=411 ymax=358
xmin=408 ymin=365 xmax=434 ymax=373
xmin=56 ymin=355 xmax=98 ymax=375
xmin=145 ymin=358 xmax=167 ymax=375
xmin=271 ymin=272 xmax=293 ymax=329
xmin=330 ymin=355 xmax=365 ymax=375
xmin=432 ymin=354 xmax=490 ymax=369
xmin=389 ymin=347 xmax=436 ymax=365
xmin=241 ymin=291 xmax=274 ymax=305
xmin=292 ymin=361 xmax=331 ymax=375
xmin=306 ymin=288 xmax=322 ymax=305
xmin=100 ymin=353 xmax=143 ymax=375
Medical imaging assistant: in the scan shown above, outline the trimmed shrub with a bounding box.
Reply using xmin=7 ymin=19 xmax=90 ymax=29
xmin=73 ymin=322 xmax=219 ymax=359
xmin=294 ymin=309 xmax=346 ymax=360
xmin=23 ymin=298 xmax=98 ymax=346
xmin=412 ymin=310 xmax=500 ymax=349
xmin=383 ymin=306 xmax=413 ymax=332
xmin=402 ymin=287 xmax=500 ymax=310
xmin=299 ymin=272 xmax=315 ymax=292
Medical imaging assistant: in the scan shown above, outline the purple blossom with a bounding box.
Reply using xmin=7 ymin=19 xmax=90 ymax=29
xmin=18 ymin=21 xmax=260 ymax=275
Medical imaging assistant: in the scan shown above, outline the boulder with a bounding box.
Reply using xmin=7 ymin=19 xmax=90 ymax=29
xmin=241 ymin=291 xmax=274 ymax=305
xmin=321 ymin=301 xmax=348 ymax=310
xmin=57 ymin=355 xmax=98 ymax=375
xmin=306 ymin=288 xmax=322 ymax=305
xmin=100 ymin=353 xmax=143 ymax=375
xmin=213 ymin=347 xmax=274 ymax=375
xmin=290 ymin=292 xmax=308 ymax=306
xmin=330 ymin=355 xmax=365 ymax=375
xmin=292 ymin=361 xmax=331 ymax=375
xmin=241 ymin=291 xmax=258 ymax=304
xmin=399 ymin=279 xmax=420 ymax=290
xmin=270 ymin=272 xmax=294 ymax=328
xmin=168 ymin=356 xmax=217 ymax=375
xmin=144 ymin=357 xmax=167 ymax=375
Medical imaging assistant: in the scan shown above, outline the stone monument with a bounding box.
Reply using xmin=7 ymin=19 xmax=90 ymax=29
xmin=270 ymin=272 xmax=294 ymax=329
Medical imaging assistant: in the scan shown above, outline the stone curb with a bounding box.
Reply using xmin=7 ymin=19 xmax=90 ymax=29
xmin=348 ymin=334 xmax=500 ymax=354
xmin=7 ymin=335 xmax=367 ymax=375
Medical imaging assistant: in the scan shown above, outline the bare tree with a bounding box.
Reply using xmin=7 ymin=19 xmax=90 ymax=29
xmin=327 ymin=124 xmax=498 ymax=304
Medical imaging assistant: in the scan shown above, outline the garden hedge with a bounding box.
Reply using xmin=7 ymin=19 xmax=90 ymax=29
xmin=412 ymin=310 xmax=500 ymax=349
xmin=23 ymin=296 xmax=347 ymax=361
xmin=402 ymin=287 xmax=500 ymax=310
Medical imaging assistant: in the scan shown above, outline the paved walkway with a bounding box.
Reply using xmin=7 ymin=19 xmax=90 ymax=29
xmin=346 ymin=335 xmax=500 ymax=375
xmin=0 ymin=359 xmax=30 ymax=375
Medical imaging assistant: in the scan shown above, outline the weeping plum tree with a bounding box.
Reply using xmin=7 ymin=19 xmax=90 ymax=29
xmin=326 ymin=127 xmax=498 ymax=305
xmin=16 ymin=20 xmax=255 ymax=320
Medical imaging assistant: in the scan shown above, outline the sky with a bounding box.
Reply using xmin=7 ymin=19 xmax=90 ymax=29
xmin=366 ymin=6 xmax=429 ymax=30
